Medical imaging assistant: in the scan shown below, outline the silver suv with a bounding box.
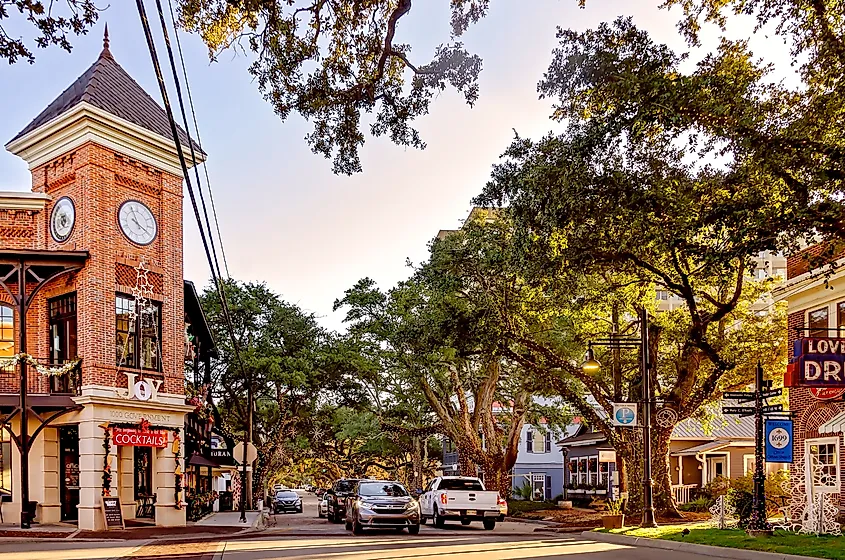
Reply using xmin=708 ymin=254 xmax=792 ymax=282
xmin=345 ymin=480 xmax=420 ymax=534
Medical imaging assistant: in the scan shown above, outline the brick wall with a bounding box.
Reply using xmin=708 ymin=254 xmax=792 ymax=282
xmin=0 ymin=141 xmax=185 ymax=397
xmin=787 ymin=242 xmax=845 ymax=279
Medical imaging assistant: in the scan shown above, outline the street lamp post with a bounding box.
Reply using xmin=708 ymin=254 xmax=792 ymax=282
xmin=581 ymin=307 xmax=657 ymax=528
xmin=239 ymin=378 xmax=253 ymax=523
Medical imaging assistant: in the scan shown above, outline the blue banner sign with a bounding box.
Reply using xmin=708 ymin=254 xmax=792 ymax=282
xmin=765 ymin=419 xmax=793 ymax=463
xmin=790 ymin=337 xmax=845 ymax=387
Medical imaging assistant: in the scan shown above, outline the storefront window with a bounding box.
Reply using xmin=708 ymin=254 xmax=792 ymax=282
xmin=807 ymin=438 xmax=838 ymax=491
xmin=116 ymin=294 xmax=161 ymax=371
xmin=809 ymin=306 xmax=830 ymax=337
xmin=838 ymin=302 xmax=845 ymax=336
xmin=0 ymin=427 xmax=11 ymax=494
xmin=0 ymin=305 xmax=13 ymax=373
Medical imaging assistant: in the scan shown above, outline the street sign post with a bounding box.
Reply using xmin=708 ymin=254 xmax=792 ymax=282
xmin=722 ymin=363 xmax=784 ymax=534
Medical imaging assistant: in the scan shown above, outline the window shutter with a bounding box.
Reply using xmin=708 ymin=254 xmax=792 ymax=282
xmin=545 ymin=432 xmax=552 ymax=453
xmin=526 ymin=431 xmax=533 ymax=453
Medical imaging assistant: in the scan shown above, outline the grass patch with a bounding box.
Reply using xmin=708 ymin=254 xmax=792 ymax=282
xmin=507 ymin=500 xmax=557 ymax=515
xmin=601 ymin=523 xmax=845 ymax=560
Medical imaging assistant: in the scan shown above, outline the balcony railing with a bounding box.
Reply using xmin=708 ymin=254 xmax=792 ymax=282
xmin=3 ymin=358 xmax=82 ymax=396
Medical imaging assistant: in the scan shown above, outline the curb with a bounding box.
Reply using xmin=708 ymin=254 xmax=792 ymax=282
xmin=583 ymin=531 xmax=824 ymax=560
xmin=504 ymin=517 xmax=560 ymax=526
xmin=535 ymin=526 xmax=596 ymax=533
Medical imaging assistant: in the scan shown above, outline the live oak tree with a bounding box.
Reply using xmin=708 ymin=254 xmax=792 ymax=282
xmin=5 ymin=0 xmax=488 ymax=175
xmin=200 ymin=279 xmax=364 ymax=496
xmin=476 ymin=15 xmax=800 ymax=513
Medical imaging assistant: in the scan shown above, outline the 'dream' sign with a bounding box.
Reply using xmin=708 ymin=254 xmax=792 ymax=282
xmin=792 ymin=337 xmax=845 ymax=387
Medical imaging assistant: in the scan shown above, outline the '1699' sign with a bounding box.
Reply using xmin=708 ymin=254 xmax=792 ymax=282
xmin=787 ymin=337 xmax=845 ymax=391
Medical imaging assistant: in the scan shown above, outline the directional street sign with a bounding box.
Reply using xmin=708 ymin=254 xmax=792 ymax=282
xmin=763 ymin=404 xmax=784 ymax=414
xmin=761 ymin=388 xmax=782 ymax=399
xmin=723 ymin=406 xmax=755 ymax=415
xmin=724 ymin=391 xmax=755 ymax=403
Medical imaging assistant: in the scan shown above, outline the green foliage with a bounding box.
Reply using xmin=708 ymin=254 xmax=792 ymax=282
xmin=178 ymin=0 xmax=486 ymax=174
xmin=678 ymin=496 xmax=713 ymax=513
xmin=726 ymin=471 xmax=790 ymax=528
xmin=605 ymin=498 xmax=624 ymax=515
xmin=507 ymin=500 xmax=555 ymax=516
xmin=512 ymin=482 xmax=533 ymax=501
xmin=1 ymin=0 xmax=98 ymax=63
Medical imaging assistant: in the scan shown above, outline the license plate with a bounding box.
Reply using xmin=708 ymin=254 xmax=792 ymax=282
xmin=484 ymin=511 xmax=499 ymax=517
xmin=466 ymin=510 xmax=476 ymax=516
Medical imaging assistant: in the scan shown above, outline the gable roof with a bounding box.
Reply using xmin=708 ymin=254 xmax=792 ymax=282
xmin=10 ymin=40 xmax=203 ymax=157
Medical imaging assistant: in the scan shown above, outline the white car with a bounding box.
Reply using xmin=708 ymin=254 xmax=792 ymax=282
xmin=419 ymin=476 xmax=501 ymax=530
xmin=318 ymin=495 xmax=329 ymax=518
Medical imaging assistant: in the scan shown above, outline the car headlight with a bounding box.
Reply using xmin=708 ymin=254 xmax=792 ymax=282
xmin=359 ymin=501 xmax=375 ymax=510
xmin=405 ymin=501 xmax=419 ymax=511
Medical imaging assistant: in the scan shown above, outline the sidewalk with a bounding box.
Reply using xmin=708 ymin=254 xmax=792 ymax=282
xmin=195 ymin=511 xmax=262 ymax=529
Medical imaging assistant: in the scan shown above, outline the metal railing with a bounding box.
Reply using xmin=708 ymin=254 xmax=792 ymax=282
xmin=6 ymin=358 xmax=82 ymax=396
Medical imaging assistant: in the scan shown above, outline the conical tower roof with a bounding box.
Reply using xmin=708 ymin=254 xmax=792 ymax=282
xmin=10 ymin=29 xmax=203 ymax=157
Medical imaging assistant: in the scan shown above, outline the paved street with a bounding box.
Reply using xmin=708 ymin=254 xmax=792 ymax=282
xmin=0 ymin=492 xmax=730 ymax=560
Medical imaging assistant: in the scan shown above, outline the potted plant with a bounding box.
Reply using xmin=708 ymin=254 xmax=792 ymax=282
xmin=601 ymin=498 xmax=625 ymax=530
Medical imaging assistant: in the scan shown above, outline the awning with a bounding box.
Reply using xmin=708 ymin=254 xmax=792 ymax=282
xmin=819 ymin=410 xmax=845 ymax=434
xmin=671 ymin=441 xmax=730 ymax=457
xmin=187 ymin=453 xmax=219 ymax=468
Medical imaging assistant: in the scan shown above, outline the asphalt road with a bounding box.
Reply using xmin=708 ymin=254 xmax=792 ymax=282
xmin=0 ymin=491 xmax=730 ymax=560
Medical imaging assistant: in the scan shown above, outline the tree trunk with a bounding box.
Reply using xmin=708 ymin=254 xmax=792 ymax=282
xmin=482 ymin=458 xmax=512 ymax=500
xmin=652 ymin=425 xmax=682 ymax=518
xmin=617 ymin=431 xmax=643 ymax=516
xmin=458 ymin=451 xmax=477 ymax=477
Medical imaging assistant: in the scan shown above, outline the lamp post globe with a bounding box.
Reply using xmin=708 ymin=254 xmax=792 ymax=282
xmin=581 ymin=347 xmax=602 ymax=375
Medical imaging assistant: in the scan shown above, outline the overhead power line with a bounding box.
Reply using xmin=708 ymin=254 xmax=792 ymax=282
xmin=134 ymin=0 xmax=246 ymax=382
xmin=164 ymin=0 xmax=230 ymax=279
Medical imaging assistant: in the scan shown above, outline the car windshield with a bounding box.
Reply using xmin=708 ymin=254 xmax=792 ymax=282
xmin=335 ymin=481 xmax=356 ymax=493
xmin=276 ymin=491 xmax=298 ymax=499
xmin=438 ymin=479 xmax=484 ymax=491
xmin=359 ymin=482 xmax=408 ymax=497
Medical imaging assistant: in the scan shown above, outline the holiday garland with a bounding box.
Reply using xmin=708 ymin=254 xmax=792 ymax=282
xmin=0 ymin=353 xmax=81 ymax=376
xmin=100 ymin=419 xmax=184 ymax=509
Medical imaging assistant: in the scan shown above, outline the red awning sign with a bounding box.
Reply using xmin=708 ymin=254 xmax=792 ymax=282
xmin=112 ymin=427 xmax=168 ymax=447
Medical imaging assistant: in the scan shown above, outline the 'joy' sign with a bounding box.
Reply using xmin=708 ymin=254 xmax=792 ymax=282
xmin=115 ymin=373 xmax=162 ymax=402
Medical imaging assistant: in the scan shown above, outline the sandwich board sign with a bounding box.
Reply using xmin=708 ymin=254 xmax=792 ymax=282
xmin=101 ymin=496 xmax=124 ymax=530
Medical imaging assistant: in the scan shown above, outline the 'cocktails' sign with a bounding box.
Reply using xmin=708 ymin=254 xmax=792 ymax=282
xmin=787 ymin=337 xmax=845 ymax=388
xmin=112 ymin=427 xmax=168 ymax=447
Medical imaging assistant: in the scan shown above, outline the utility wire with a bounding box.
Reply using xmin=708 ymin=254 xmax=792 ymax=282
xmin=164 ymin=0 xmax=230 ymax=279
xmin=134 ymin=0 xmax=247 ymax=389
xmin=152 ymin=0 xmax=225 ymax=285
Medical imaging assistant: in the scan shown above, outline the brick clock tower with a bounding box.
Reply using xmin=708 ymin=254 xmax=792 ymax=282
xmin=3 ymin=31 xmax=202 ymax=529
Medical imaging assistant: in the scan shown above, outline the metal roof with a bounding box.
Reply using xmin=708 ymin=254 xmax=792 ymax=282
xmin=10 ymin=39 xmax=203 ymax=156
xmin=671 ymin=441 xmax=731 ymax=456
xmin=671 ymin=409 xmax=755 ymax=440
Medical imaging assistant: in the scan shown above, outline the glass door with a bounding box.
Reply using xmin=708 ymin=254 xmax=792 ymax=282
xmin=59 ymin=426 xmax=79 ymax=521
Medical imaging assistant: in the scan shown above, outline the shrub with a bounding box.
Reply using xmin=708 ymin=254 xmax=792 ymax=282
xmin=679 ymin=496 xmax=713 ymax=513
xmin=507 ymin=500 xmax=555 ymax=516
xmin=552 ymin=494 xmax=563 ymax=503
xmin=512 ymin=482 xmax=533 ymax=501
xmin=726 ymin=471 xmax=790 ymax=528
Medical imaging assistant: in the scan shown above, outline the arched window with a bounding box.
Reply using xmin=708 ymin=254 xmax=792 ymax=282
xmin=0 ymin=305 xmax=13 ymax=360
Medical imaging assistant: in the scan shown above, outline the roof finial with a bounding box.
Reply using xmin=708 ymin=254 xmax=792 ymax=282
xmin=101 ymin=24 xmax=112 ymax=59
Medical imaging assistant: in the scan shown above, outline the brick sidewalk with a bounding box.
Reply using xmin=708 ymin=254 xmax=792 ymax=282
xmin=126 ymin=540 xmax=220 ymax=560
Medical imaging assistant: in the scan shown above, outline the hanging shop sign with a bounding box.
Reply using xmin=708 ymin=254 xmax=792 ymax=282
xmin=765 ymin=419 xmax=793 ymax=463
xmin=598 ymin=450 xmax=616 ymax=463
xmin=112 ymin=426 xmax=168 ymax=447
xmin=611 ymin=403 xmax=638 ymax=427
xmin=787 ymin=337 xmax=845 ymax=388
xmin=115 ymin=372 xmax=162 ymax=402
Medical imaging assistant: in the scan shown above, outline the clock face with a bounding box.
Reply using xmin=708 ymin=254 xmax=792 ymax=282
xmin=118 ymin=200 xmax=157 ymax=245
xmin=50 ymin=197 xmax=75 ymax=242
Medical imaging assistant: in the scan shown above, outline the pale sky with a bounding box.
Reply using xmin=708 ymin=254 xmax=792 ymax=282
xmin=0 ymin=1 xmax=788 ymax=331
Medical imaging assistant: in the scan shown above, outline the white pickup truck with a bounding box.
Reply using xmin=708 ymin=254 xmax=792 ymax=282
xmin=419 ymin=476 xmax=503 ymax=530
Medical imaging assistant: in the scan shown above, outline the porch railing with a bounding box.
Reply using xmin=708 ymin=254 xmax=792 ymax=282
xmin=672 ymin=484 xmax=697 ymax=505
xmin=7 ymin=358 xmax=82 ymax=396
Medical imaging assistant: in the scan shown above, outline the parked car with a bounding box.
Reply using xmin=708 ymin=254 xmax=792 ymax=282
xmin=326 ymin=479 xmax=361 ymax=523
xmin=273 ymin=490 xmax=303 ymax=514
xmin=318 ymin=495 xmax=329 ymax=518
xmin=344 ymin=480 xmax=420 ymax=535
xmin=419 ymin=476 xmax=500 ymax=530
xmin=315 ymin=487 xmax=326 ymax=498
